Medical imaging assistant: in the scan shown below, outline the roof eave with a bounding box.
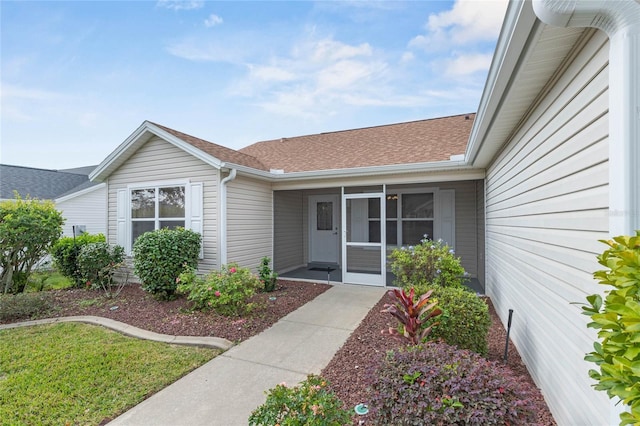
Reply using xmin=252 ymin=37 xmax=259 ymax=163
xmin=465 ymin=1 xmax=542 ymax=168
xmin=225 ymin=159 xmax=480 ymax=182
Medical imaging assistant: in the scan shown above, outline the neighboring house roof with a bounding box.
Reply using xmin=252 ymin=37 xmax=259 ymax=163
xmin=0 ymin=164 xmax=98 ymax=200
xmin=239 ymin=113 xmax=475 ymax=173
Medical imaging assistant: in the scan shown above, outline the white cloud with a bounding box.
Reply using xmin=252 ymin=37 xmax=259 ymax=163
xmin=248 ymin=65 xmax=296 ymax=82
xmin=401 ymin=51 xmax=415 ymax=63
xmin=444 ymin=52 xmax=494 ymax=76
xmin=156 ymin=1 xmax=204 ymax=11
xmin=204 ymin=14 xmax=223 ymax=28
xmin=410 ymin=0 xmax=508 ymax=50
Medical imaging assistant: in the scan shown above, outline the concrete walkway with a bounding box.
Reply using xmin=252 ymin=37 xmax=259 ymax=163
xmin=108 ymin=284 xmax=386 ymax=426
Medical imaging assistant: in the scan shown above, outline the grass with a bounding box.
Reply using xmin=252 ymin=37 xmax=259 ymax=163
xmin=0 ymin=323 xmax=220 ymax=425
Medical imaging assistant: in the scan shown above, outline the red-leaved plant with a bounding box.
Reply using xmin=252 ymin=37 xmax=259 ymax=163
xmin=382 ymin=288 xmax=442 ymax=345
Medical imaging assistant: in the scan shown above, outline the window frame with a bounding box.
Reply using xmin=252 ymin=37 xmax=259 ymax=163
xmin=126 ymin=180 xmax=190 ymax=252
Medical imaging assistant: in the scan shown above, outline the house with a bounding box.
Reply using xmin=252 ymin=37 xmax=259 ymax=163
xmin=465 ymin=0 xmax=639 ymax=424
xmin=89 ymin=114 xmax=484 ymax=288
xmin=87 ymin=0 xmax=639 ymax=423
xmin=0 ymin=164 xmax=106 ymax=237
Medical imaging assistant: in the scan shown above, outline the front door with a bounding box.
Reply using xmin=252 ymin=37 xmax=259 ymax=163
xmin=309 ymin=195 xmax=339 ymax=264
xmin=342 ymin=192 xmax=385 ymax=286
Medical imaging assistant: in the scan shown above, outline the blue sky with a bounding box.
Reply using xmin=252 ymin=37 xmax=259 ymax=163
xmin=1 ymin=0 xmax=508 ymax=170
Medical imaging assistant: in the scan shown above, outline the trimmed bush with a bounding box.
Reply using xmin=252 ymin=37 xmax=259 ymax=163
xmin=368 ymin=342 xmax=540 ymax=425
xmin=389 ymin=237 xmax=466 ymax=289
xmin=132 ymin=228 xmax=201 ymax=300
xmin=50 ymin=233 xmax=106 ymax=286
xmin=416 ymin=285 xmax=490 ymax=355
xmin=177 ymin=263 xmax=261 ymax=316
xmin=249 ymin=375 xmax=351 ymax=426
xmin=0 ymin=292 xmax=51 ymax=322
xmin=77 ymin=242 xmax=125 ymax=291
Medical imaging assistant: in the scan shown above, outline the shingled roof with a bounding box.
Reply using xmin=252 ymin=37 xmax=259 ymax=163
xmin=0 ymin=164 xmax=97 ymax=200
xmin=150 ymin=122 xmax=269 ymax=171
xmin=239 ymin=113 xmax=475 ymax=173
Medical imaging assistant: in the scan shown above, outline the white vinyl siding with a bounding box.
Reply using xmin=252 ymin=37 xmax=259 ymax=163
xmin=56 ymin=185 xmax=107 ymax=237
xmin=107 ymin=137 xmax=219 ymax=272
xmin=225 ymin=175 xmax=273 ymax=272
xmin=485 ymin=31 xmax=610 ymax=425
xmin=274 ymin=191 xmax=304 ymax=272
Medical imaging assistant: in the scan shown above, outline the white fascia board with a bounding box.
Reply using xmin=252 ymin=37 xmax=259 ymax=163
xmin=89 ymin=121 xmax=224 ymax=182
xmin=225 ymin=159 xmax=475 ymax=182
xmin=55 ymin=182 xmax=106 ymax=203
xmin=465 ymin=1 xmax=541 ymax=167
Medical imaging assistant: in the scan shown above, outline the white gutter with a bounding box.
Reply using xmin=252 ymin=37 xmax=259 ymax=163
xmin=532 ymin=0 xmax=640 ymax=236
xmin=224 ymin=158 xmax=474 ymax=182
xmin=219 ymin=168 xmax=237 ymax=265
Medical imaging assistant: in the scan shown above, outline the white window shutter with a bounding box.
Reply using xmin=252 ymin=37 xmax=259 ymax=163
xmin=187 ymin=182 xmax=204 ymax=259
xmin=436 ymin=189 xmax=455 ymax=250
xmin=116 ymin=189 xmax=129 ymax=253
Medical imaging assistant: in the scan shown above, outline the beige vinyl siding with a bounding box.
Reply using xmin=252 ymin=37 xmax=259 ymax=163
xmin=107 ymin=136 xmax=219 ymax=272
xmin=226 ymin=175 xmax=273 ymax=272
xmin=57 ymin=185 xmax=107 ymax=237
xmin=485 ymin=31 xmax=610 ymax=425
xmin=274 ymin=191 xmax=304 ymax=272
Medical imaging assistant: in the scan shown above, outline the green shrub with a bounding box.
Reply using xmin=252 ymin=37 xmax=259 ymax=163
xmin=249 ymin=375 xmax=351 ymax=426
xmin=1 ymin=195 xmax=64 ymax=294
xmin=389 ymin=237 xmax=466 ymax=289
xmin=50 ymin=233 xmax=106 ymax=287
xmin=580 ymin=232 xmax=640 ymax=425
xmin=259 ymin=256 xmax=278 ymax=292
xmin=0 ymin=292 xmax=51 ymax=321
xmin=368 ymin=342 xmax=540 ymax=425
xmin=132 ymin=228 xmax=201 ymax=300
xmin=177 ymin=263 xmax=261 ymax=316
xmin=77 ymin=242 xmax=125 ymax=294
xmin=416 ymin=285 xmax=490 ymax=355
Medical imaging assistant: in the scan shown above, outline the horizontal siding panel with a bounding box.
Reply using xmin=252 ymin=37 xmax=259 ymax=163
xmin=274 ymin=191 xmax=304 ymax=272
xmin=226 ymin=175 xmax=272 ymax=272
xmin=485 ymin=31 xmax=610 ymax=425
xmin=57 ymin=186 xmax=107 ymax=237
xmin=487 ymin=84 xmax=608 ymax=199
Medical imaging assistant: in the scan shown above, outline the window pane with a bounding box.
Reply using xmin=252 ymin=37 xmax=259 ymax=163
xmin=317 ymin=202 xmax=333 ymax=231
xmin=386 ymin=220 xmax=397 ymax=245
xmin=402 ymin=221 xmax=434 ymax=246
xmin=369 ymin=220 xmax=380 ymax=243
xmin=402 ymin=193 xmax=434 ymax=218
xmin=132 ymin=221 xmax=155 ymax=245
xmin=368 ymin=198 xmax=380 ymax=219
xmin=159 ymin=187 xmax=185 ymax=218
xmin=131 ymin=189 xmax=156 ymax=218
xmin=386 ymin=195 xmax=398 ymax=218
xmin=159 ymin=220 xmax=185 ymax=230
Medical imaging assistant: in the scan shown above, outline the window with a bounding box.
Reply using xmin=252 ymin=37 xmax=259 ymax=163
xmin=368 ymin=192 xmax=435 ymax=246
xmin=131 ymin=185 xmax=186 ymax=245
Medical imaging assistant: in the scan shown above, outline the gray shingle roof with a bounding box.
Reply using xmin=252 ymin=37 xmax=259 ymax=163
xmin=0 ymin=164 xmax=98 ymax=200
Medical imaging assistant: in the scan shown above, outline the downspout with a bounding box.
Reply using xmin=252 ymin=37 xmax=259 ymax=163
xmin=219 ymin=168 xmax=237 ymax=266
xmin=533 ymin=1 xmax=640 ymax=422
xmin=533 ymin=0 xmax=640 ymax=236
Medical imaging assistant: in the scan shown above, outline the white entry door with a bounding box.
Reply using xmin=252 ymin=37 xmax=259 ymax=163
xmin=309 ymin=195 xmax=339 ymax=264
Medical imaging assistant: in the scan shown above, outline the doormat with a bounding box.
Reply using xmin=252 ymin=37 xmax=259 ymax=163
xmin=308 ymin=267 xmax=336 ymax=272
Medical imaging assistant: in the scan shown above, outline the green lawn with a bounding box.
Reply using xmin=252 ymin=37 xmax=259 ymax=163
xmin=0 ymin=323 xmax=219 ymax=425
